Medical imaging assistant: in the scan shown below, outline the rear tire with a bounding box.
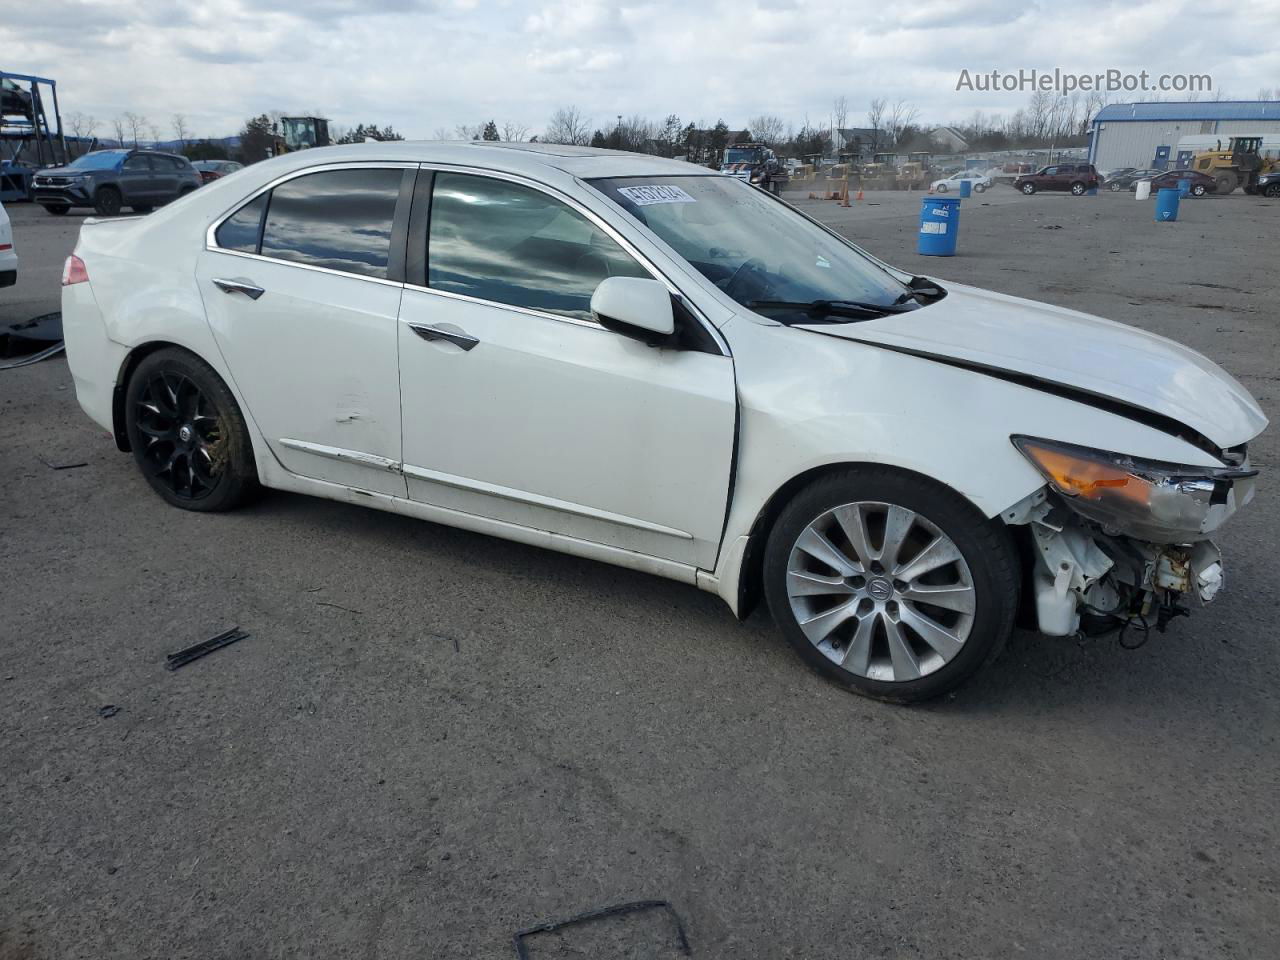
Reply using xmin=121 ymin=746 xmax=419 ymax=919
xmin=124 ymin=348 xmax=259 ymax=512
xmin=1021 ymin=183 xmax=1036 ymax=195
xmin=93 ymin=187 xmax=123 ymax=216
xmin=43 ymin=203 xmax=70 ymax=215
xmin=1109 ymin=181 xmax=1122 ymax=192
xmin=762 ymin=467 xmax=1019 ymax=703
xmin=1070 ymin=181 xmax=1086 ymax=195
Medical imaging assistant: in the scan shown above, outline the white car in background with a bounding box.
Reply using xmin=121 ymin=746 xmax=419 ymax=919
xmin=59 ymin=143 xmax=1266 ymax=702
xmin=930 ymin=170 xmax=992 ymax=193
xmin=0 ymin=200 xmax=16 ymax=287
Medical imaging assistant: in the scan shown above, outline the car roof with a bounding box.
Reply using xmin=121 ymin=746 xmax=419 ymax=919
xmin=254 ymin=141 xmax=717 ymax=181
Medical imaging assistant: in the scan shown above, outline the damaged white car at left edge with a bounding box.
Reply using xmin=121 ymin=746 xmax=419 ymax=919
xmin=58 ymin=142 xmax=1267 ymax=703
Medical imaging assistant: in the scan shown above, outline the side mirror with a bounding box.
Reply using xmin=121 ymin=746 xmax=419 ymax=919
xmin=590 ymin=277 xmax=675 ymax=346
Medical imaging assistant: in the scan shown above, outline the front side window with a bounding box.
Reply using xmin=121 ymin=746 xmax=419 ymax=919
xmin=260 ymin=168 xmax=402 ymax=278
xmin=589 ymin=175 xmax=911 ymax=324
xmin=428 ymin=172 xmax=647 ymax=322
xmin=123 ymin=155 xmax=153 ymax=172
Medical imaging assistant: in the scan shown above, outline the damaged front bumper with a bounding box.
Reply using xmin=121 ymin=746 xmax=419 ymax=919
xmin=1008 ymin=489 xmax=1233 ymax=639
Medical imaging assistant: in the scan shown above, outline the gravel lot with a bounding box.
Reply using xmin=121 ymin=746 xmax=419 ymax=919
xmin=2 ymin=189 xmax=1277 ymax=959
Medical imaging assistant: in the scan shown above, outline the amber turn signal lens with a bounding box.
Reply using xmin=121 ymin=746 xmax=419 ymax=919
xmin=1015 ymin=441 xmax=1151 ymax=505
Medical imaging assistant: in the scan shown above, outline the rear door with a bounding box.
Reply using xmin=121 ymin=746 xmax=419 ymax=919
xmin=151 ymin=155 xmax=182 ymax=201
xmin=196 ymin=163 xmax=414 ymax=496
xmin=120 ymin=154 xmax=158 ymax=205
xmin=394 ymin=169 xmax=737 ymax=569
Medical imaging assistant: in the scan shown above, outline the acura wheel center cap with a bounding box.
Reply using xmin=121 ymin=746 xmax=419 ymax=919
xmin=867 ymin=577 xmax=894 ymax=601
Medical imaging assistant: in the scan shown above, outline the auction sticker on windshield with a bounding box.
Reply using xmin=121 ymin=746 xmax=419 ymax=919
xmin=616 ymin=184 xmax=697 ymax=206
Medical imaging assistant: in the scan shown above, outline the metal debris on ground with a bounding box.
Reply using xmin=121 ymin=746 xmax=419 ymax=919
xmin=165 ymin=627 xmax=250 ymax=671
xmin=512 ymin=899 xmax=692 ymax=959
xmin=38 ymin=457 xmax=88 ymax=470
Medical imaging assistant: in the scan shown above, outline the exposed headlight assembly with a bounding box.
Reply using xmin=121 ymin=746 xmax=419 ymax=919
xmin=1012 ymin=436 xmax=1257 ymax=543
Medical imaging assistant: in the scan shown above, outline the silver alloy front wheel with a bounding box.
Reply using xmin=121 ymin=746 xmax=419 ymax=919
xmin=785 ymin=501 xmax=976 ymax=683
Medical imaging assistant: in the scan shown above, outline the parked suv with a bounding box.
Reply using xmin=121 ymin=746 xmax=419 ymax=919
xmin=1013 ymin=163 xmax=1100 ymax=196
xmin=32 ymin=149 xmax=202 ymax=216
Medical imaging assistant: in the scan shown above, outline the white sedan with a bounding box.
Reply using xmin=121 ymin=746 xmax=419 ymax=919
xmin=0 ymin=199 xmax=16 ymax=288
xmin=61 ymin=143 xmax=1266 ymax=702
xmin=931 ymin=170 xmax=992 ymax=193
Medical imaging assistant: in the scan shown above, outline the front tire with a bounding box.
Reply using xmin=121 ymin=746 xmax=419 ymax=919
xmin=763 ymin=468 xmax=1019 ymax=703
xmin=1264 ymin=182 xmax=1280 ymax=198
xmin=1021 ymin=183 xmax=1036 ymax=195
xmin=1192 ymin=184 xmax=1207 ymax=197
xmin=124 ymin=348 xmax=259 ymax=512
xmin=93 ymin=187 xmax=123 ymax=216
xmin=935 ymin=183 xmax=948 ymax=193
xmin=973 ymin=183 xmax=986 ymax=193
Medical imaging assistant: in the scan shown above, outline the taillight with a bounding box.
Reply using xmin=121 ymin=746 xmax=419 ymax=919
xmin=61 ymin=254 xmax=88 ymax=286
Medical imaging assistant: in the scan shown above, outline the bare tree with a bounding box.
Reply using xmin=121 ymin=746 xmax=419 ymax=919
xmin=886 ymin=99 xmax=919 ymax=148
xmin=867 ymin=98 xmax=887 ymax=153
xmin=66 ymin=111 xmax=99 ymax=141
xmin=123 ymin=112 xmax=147 ymax=147
xmin=1257 ymin=87 xmax=1277 ymax=100
xmin=171 ymin=113 xmax=191 ymax=148
xmin=111 ymin=114 xmax=128 ymax=146
xmin=454 ymin=123 xmax=482 ymax=140
xmin=501 ymin=121 xmax=530 ymax=142
xmin=431 ymin=126 xmax=452 ymax=140
xmin=747 ymin=114 xmax=786 ymax=146
xmin=147 ymin=122 xmax=162 ymax=146
xmin=831 ymin=95 xmax=849 ymax=144
xmin=543 ymin=105 xmax=591 ymax=146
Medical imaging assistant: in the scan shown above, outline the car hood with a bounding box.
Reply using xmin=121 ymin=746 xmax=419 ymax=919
xmin=796 ymin=281 xmax=1267 ymax=450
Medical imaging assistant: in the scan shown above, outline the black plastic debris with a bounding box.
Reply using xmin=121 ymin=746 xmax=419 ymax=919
xmin=5 ymin=311 xmax=63 ymax=344
xmin=98 ymin=705 xmax=120 ymax=719
xmin=513 ymin=900 xmax=692 ymax=959
xmin=0 ymin=342 xmax=64 ymax=369
xmin=166 ymin=627 xmax=250 ymax=671
xmin=38 ymin=456 xmax=88 ymax=470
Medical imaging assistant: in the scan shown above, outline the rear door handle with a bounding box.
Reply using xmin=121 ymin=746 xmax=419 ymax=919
xmin=212 ymin=277 xmax=265 ymax=300
xmin=408 ymin=322 xmax=478 ymax=351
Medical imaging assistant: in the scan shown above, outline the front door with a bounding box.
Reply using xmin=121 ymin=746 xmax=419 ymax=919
xmin=196 ymin=164 xmax=412 ymax=496
xmin=121 ymin=154 xmax=159 ymax=205
xmin=396 ymin=170 xmax=737 ymax=569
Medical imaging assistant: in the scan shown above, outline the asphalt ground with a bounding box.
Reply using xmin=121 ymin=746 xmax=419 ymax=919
xmin=2 ymin=187 xmax=1277 ymax=959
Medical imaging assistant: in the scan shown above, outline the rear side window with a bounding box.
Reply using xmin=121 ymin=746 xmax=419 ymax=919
xmin=214 ymin=193 xmax=268 ymax=253
xmin=427 ymin=172 xmax=647 ymax=321
xmin=260 ymin=168 xmax=402 ymax=278
xmin=123 ymin=155 xmax=152 ymax=172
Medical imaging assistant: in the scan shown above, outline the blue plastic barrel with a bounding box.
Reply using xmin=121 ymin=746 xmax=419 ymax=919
xmin=958 ymin=179 xmax=972 ymax=198
xmin=1177 ymin=178 xmax=1192 ymax=198
xmin=918 ymin=197 xmax=961 ymax=256
xmin=1155 ymin=188 xmax=1180 ymax=222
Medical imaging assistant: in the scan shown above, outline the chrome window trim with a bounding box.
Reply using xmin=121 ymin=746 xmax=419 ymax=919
xmin=205 ymin=247 xmax=407 ymax=289
xmin=203 ymin=158 xmax=729 ymax=356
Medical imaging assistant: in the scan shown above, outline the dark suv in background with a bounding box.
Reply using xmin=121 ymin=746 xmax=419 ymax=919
xmin=1013 ymin=163 xmax=1100 ymax=196
xmin=32 ymin=149 xmax=202 ymax=216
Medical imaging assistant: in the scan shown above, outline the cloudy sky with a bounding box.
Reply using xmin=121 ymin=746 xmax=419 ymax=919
xmin=8 ymin=0 xmax=1278 ymax=141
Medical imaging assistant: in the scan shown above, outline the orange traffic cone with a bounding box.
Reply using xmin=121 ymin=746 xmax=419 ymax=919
xmin=855 ymin=187 xmax=864 ymax=201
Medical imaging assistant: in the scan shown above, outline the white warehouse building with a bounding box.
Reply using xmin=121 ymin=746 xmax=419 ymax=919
xmin=1088 ymin=101 xmax=1280 ymax=171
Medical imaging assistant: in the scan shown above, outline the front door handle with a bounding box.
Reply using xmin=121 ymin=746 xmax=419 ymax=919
xmin=212 ymin=277 xmax=265 ymax=300
xmin=408 ymin=322 xmax=479 ymax=351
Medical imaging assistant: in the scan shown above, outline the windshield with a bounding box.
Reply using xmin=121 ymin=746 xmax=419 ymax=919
xmin=590 ymin=176 xmax=912 ymax=322
xmin=725 ymin=148 xmax=761 ymax=165
xmin=66 ymin=152 xmax=125 ymax=171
